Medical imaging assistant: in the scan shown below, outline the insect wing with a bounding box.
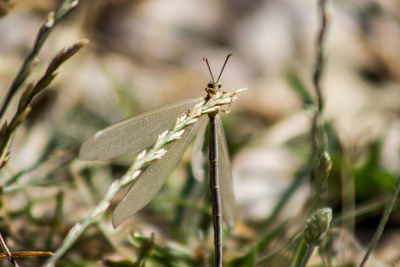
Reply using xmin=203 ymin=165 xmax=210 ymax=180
xmin=112 ymin=116 xmax=208 ymax=228
xmin=79 ymin=98 xmax=204 ymax=160
xmin=216 ymin=115 xmax=237 ymax=230
xmin=191 ymin=119 xmax=208 ymax=182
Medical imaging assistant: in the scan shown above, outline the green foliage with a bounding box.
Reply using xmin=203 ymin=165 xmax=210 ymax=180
xmin=354 ymin=140 xmax=397 ymax=198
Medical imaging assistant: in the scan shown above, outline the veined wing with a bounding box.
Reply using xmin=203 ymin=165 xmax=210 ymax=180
xmin=191 ymin=115 xmax=237 ymax=229
xmin=79 ymin=98 xmax=204 ymax=160
xmin=216 ymin=115 xmax=237 ymax=230
xmin=191 ymin=119 xmax=208 ymax=182
xmin=112 ymin=116 xmax=208 ymax=228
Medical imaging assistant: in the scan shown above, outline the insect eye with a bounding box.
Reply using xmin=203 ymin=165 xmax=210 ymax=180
xmin=207 ymin=81 xmax=214 ymax=88
xmin=218 ymin=82 xmax=222 ymax=89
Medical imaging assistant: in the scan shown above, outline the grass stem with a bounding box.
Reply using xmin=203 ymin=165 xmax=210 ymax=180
xmin=359 ymin=176 xmax=400 ymax=267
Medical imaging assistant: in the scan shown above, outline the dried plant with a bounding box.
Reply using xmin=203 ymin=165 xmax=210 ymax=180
xmin=0 ymin=0 xmax=83 ymax=170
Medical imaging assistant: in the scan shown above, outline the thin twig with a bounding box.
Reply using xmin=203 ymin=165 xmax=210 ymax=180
xmin=359 ymin=176 xmax=400 ymax=267
xmin=0 ymin=233 xmax=20 ymax=267
xmin=0 ymin=251 xmax=54 ymax=258
xmin=313 ymin=0 xmax=328 ymax=112
xmin=291 ymin=2 xmax=330 ymax=265
xmin=43 ymin=88 xmax=246 ymax=267
xmin=309 ymin=0 xmax=330 ymax=212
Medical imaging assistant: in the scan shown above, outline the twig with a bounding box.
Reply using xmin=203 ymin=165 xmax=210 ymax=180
xmin=0 ymin=232 xmax=20 ymax=267
xmin=312 ymin=0 xmax=328 ymax=114
xmin=43 ymin=88 xmax=246 ymax=267
xmin=291 ymin=2 xmax=331 ymax=265
xmin=359 ymin=176 xmax=400 ymax=267
xmin=309 ymin=0 xmax=330 ymax=212
xmin=0 ymin=251 xmax=54 ymax=258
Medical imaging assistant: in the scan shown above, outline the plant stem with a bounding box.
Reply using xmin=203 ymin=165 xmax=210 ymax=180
xmin=299 ymin=244 xmax=315 ymax=267
xmin=359 ymin=176 xmax=400 ymax=267
xmin=291 ymin=240 xmax=316 ymax=267
xmin=209 ymin=113 xmax=222 ymax=267
xmin=290 ymin=240 xmax=307 ymax=267
xmin=310 ymin=0 xmax=329 ymax=208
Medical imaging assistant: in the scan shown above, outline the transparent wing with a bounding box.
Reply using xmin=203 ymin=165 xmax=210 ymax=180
xmin=79 ymin=98 xmax=203 ymax=160
xmin=191 ymin=119 xmax=208 ymax=182
xmin=112 ymin=116 xmax=207 ymax=228
xmin=216 ymin=115 xmax=237 ymax=230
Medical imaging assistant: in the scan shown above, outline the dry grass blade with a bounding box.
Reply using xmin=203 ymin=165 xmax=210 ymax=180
xmin=0 ymin=39 xmax=87 ymax=170
xmin=0 ymin=0 xmax=84 ymax=173
xmin=0 ymin=251 xmax=54 ymax=259
xmin=0 ymin=0 xmax=79 ymax=118
xmin=18 ymin=39 xmax=89 ymax=113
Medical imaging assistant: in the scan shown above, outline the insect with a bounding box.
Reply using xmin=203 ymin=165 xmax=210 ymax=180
xmin=79 ymin=54 xmax=238 ymax=266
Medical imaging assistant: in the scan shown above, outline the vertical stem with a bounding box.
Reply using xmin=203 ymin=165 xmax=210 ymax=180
xmin=299 ymin=244 xmax=315 ymax=267
xmin=309 ymin=0 xmax=329 ymax=213
xmin=290 ymin=240 xmax=307 ymax=267
xmin=209 ymin=113 xmax=222 ymax=267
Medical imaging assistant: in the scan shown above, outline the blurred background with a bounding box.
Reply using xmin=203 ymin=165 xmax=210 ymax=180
xmin=0 ymin=0 xmax=400 ymax=266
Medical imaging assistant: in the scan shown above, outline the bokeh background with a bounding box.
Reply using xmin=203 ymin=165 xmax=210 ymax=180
xmin=1 ymin=0 xmax=400 ymax=266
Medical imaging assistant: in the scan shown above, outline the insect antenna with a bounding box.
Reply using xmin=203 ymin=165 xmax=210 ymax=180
xmin=216 ymin=53 xmax=233 ymax=83
xmin=203 ymin=57 xmax=215 ymax=84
